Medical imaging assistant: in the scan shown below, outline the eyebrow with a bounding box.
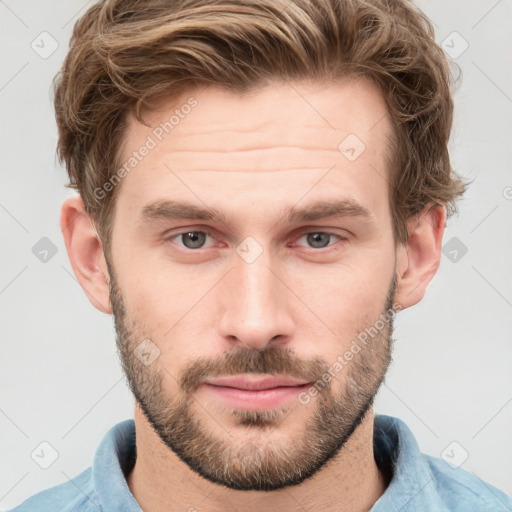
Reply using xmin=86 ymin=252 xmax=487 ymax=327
xmin=138 ymin=198 xmax=372 ymax=227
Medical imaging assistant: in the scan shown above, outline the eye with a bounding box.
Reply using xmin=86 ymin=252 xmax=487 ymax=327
xmin=165 ymin=229 xmax=347 ymax=252
xmin=295 ymin=231 xmax=346 ymax=249
xmin=167 ymin=230 xmax=215 ymax=250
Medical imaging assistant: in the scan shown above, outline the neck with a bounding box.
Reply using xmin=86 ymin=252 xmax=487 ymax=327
xmin=126 ymin=405 xmax=389 ymax=512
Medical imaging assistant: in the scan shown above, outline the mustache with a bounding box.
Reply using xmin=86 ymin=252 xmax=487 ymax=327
xmin=179 ymin=345 xmax=330 ymax=395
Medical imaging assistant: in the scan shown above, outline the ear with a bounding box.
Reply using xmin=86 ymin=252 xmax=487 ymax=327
xmin=395 ymin=203 xmax=446 ymax=309
xmin=60 ymin=196 xmax=112 ymax=314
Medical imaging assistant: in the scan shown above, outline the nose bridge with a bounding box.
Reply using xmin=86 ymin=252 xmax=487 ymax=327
xmin=238 ymin=249 xmax=275 ymax=310
xmin=218 ymin=242 xmax=294 ymax=349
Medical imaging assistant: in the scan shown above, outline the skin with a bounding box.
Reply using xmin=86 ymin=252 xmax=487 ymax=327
xmin=60 ymin=78 xmax=446 ymax=512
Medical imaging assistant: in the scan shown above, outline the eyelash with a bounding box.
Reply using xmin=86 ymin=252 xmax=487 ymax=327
xmin=165 ymin=229 xmax=347 ymax=252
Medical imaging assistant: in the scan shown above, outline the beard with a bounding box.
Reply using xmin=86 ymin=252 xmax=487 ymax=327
xmin=106 ymin=257 xmax=396 ymax=492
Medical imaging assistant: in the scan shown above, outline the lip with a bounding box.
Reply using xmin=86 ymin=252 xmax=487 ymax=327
xmin=201 ymin=375 xmax=312 ymax=410
xmin=204 ymin=375 xmax=310 ymax=390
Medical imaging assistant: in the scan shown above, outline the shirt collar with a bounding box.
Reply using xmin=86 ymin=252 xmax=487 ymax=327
xmin=92 ymin=419 xmax=141 ymax=511
xmin=371 ymin=414 xmax=449 ymax=511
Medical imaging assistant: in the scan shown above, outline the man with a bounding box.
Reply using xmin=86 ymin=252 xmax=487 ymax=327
xmin=8 ymin=0 xmax=512 ymax=510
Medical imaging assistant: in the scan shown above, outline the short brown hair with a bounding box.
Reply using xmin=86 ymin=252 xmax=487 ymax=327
xmin=53 ymin=0 xmax=467 ymax=251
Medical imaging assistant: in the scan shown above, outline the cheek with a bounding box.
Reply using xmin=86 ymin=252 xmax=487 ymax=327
xmin=115 ymin=261 xmax=219 ymax=367
xmin=111 ymin=258 xmax=182 ymax=344
xmin=289 ymin=251 xmax=395 ymax=332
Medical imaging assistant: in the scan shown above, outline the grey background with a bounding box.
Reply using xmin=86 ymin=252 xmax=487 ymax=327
xmin=1 ymin=0 xmax=511 ymax=509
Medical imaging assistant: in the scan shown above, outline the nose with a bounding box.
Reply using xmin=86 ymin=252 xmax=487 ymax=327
xmin=218 ymin=247 xmax=295 ymax=351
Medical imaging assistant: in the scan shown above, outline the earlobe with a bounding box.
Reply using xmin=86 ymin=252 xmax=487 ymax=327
xmin=395 ymin=203 xmax=446 ymax=310
xmin=60 ymin=196 xmax=113 ymax=314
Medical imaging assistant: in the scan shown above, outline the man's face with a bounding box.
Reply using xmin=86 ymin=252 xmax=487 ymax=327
xmin=107 ymin=79 xmax=399 ymax=490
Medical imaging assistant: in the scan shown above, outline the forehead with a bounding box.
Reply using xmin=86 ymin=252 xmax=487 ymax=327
xmin=115 ymin=78 xmax=393 ymax=222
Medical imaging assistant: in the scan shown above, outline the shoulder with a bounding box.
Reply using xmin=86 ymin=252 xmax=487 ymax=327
xmin=5 ymin=467 xmax=101 ymax=512
xmin=6 ymin=419 xmax=137 ymax=512
xmin=424 ymin=454 xmax=512 ymax=511
xmin=373 ymin=415 xmax=512 ymax=511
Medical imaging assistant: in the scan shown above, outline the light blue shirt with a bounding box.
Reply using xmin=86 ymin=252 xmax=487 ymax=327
xmin=7 ymin=415 xmax=512 ymax=511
